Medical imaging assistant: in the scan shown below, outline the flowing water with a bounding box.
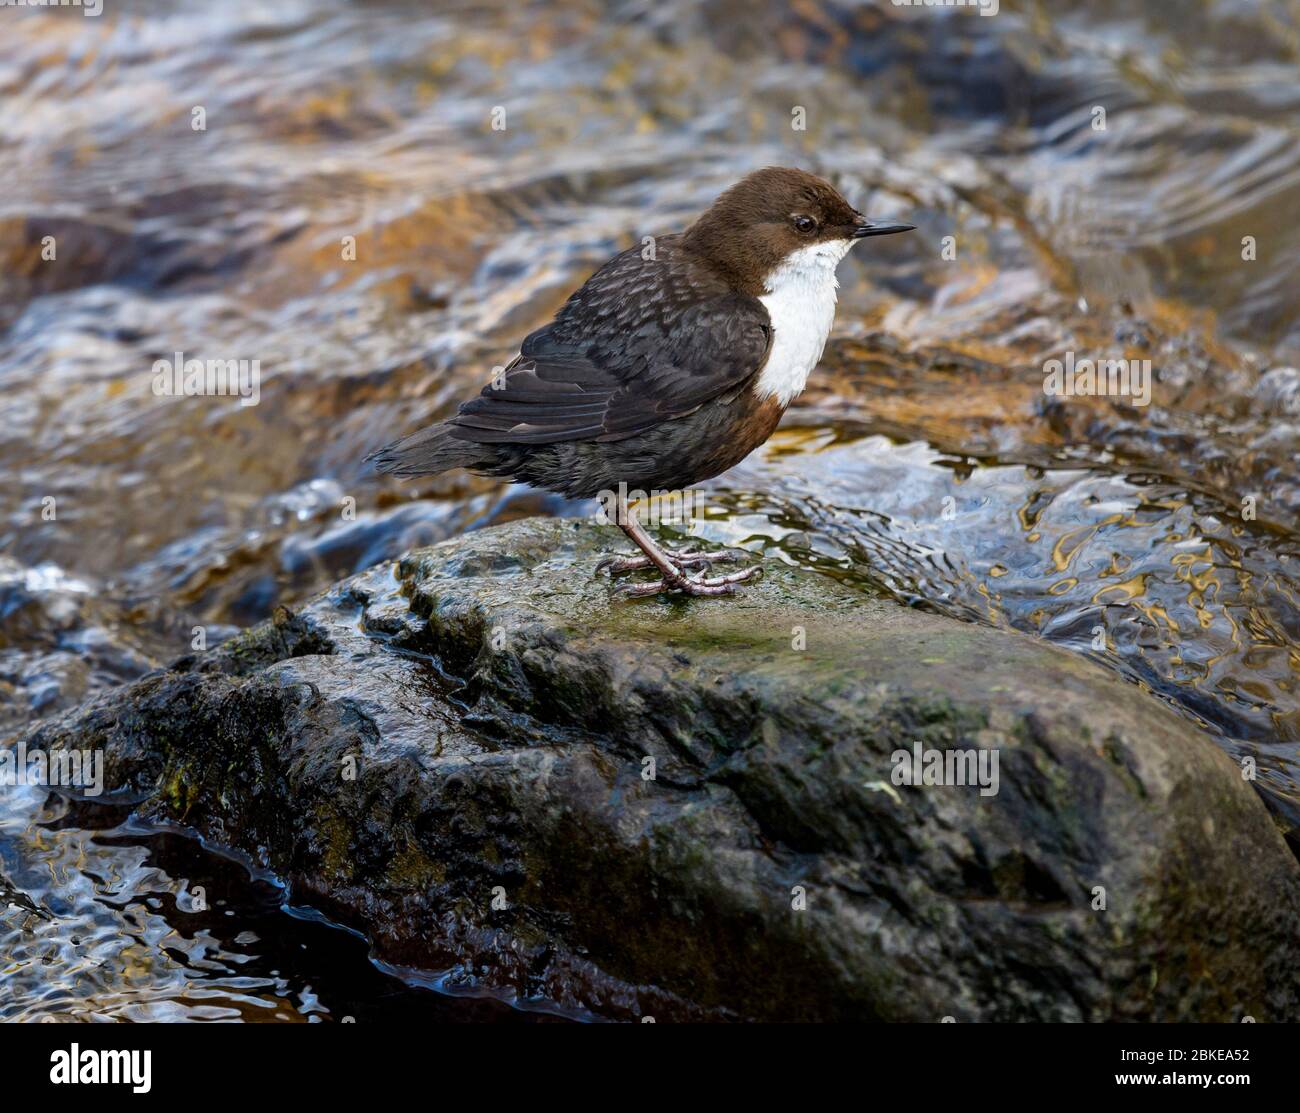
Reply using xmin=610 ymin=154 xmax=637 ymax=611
xmin=2 ymin=0 xmax=1298 ymax=1020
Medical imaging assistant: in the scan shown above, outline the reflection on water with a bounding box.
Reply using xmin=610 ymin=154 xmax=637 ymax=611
xmin=1 ymin=0 xmax=1298 ymax=1018
xmin=718 ymin=431 xmax=1300 ymax=826
xmin=0 ymin=786 xmax=556 ymax=1022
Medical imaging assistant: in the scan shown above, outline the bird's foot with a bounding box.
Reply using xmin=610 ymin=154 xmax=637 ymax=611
xmin=597 ymin=547 xmax=745 ymax=576
xmin=612 ymin=562 xmax=762 ymax=599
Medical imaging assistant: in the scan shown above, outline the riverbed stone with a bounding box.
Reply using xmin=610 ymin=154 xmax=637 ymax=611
xmin=14 ymin=516 xmax=1300 ymax=1021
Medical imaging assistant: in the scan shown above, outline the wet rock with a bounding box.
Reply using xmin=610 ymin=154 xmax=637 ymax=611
xmin=13 ymin=517 xmax=1300 ymax=1021
xmin=0 ymin=215 xmax=139 ymax=304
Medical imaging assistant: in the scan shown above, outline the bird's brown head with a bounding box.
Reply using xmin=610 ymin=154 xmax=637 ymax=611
xmin=682 ymin=167 xmax=914 ymax=295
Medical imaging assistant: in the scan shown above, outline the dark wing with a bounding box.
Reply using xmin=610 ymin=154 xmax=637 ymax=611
xmin=447 ymin=256 xmax=772 ymax=446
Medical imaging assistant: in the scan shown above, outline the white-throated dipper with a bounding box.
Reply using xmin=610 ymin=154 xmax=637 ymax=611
xmin=368 ymin=167 xmax=914 ymax=597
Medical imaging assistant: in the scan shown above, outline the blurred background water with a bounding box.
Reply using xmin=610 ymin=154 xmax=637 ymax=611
xmin=1 ymin=0 xmax=1298 ymax=1021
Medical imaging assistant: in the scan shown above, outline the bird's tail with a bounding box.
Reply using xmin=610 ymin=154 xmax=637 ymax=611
xmin=366 ymin=421 xmax=490 ymax=478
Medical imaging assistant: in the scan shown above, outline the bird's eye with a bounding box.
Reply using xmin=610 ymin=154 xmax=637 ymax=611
xmin=792 ymin=214 xmax=817 ymax=234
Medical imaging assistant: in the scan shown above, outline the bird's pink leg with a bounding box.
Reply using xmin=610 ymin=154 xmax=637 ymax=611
xmin=601 ymin=496 xmax=760 ymax=598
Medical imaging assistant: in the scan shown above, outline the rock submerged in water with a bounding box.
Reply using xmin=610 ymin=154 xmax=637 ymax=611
xmin=16 ymin=517 xmax=1300 ymax=1021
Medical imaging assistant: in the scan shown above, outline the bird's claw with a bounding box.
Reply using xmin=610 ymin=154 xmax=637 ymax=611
xmin=597 ymin=548 xmax=744 ymax=576
xmin=612 ymin=562 xmax=762 ymax=599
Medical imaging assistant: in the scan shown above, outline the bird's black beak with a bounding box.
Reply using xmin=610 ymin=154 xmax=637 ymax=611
xmin=852 ymin=218 xmax=916 ymax=238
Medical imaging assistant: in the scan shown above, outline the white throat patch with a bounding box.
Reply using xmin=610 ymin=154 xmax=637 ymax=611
xmin=755 ymin=239 xmax=855 ymax=407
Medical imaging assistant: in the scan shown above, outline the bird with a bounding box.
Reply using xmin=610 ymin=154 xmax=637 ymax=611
xmin=368 ymin=167 xmax=914 ymax=597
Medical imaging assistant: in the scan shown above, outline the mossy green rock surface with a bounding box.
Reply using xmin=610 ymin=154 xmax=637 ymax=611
xmin=17 ymin=517 xmax=1300 ymax=1020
